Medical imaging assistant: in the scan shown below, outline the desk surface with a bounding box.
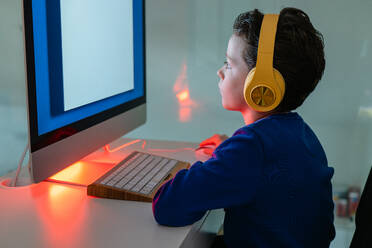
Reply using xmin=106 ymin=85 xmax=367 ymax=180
xmin=0 ymin=138 xmax=223 ymax=248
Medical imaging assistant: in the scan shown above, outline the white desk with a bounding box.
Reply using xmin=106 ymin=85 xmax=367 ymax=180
xmin=0 ymin=138 xmax=224 ymax=248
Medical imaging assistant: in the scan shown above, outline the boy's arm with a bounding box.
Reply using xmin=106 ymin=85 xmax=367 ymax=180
xmin=152 ymin=129 xmax=264 ymax=227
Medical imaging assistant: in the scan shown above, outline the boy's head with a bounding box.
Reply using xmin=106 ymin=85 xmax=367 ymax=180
xmin=217 ymin=7 xmax=325 ymax=113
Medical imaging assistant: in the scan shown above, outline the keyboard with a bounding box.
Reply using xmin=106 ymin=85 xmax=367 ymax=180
xmin=87 ymin=151 xmax=190 ymax=202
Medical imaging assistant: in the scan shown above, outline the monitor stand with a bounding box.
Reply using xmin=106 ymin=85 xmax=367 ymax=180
xmin=45 ymin=138 xmax=144 ymax=186
xmin=1 ymin=139 xmax=132 ymax=188
xmin=46 ymin=159 xmax=115 ymax=186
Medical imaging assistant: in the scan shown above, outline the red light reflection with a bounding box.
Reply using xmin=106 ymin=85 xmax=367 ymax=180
xmin=32 ymin=183 xmax=87 ymax=247
xmin=48 ymin=162 xmax=83 ymax=184
xmin=142 ymin=140 xmax=147 ymax=149
xmin=48 ymin=161 xmax=114 ymax=186
xmin=173 ymin=62 xmax=198 ymax=122
xmin=176 ymin=90 xmax=189 ymax=102
xmin=179 ymin=107 xmax=191 ymax=123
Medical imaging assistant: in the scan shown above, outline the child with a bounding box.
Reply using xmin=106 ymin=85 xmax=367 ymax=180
xmin=152 ymin=7 xmax=335 ymax=248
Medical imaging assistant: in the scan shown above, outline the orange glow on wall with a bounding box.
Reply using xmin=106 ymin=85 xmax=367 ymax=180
xmin=173 ymin=62 xmax=198 ymax=122
xmin=179 ymin=107 xmax=191 ymax=122
xmin=177 ymin=90 xmax=189 ymax=102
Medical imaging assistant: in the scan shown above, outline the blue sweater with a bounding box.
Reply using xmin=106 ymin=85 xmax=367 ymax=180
xmin=152 ymin=112 xmax=335 ymax=247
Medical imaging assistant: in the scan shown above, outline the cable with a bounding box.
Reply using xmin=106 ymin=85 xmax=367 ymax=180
xmin=104 ymin=139 xmax=196 ymax=154
xmin=147 ymin=148 xmax=195 ymax=153
xmin=11 ymin=143 xmax=30 ymax=187
xmin=104 ymin=139 xmax=143 ymax=153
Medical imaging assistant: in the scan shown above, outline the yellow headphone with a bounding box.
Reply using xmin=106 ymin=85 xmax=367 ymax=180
xmin=243 ymin=14 xmax=285 ymax=112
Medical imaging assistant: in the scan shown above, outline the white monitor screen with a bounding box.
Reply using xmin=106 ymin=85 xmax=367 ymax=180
xmin=61 ymin=0 xmax=134 ymax=111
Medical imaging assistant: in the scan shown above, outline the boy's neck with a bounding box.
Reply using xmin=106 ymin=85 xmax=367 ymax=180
xmin=241 ymin=109 xmax=273 ymax=125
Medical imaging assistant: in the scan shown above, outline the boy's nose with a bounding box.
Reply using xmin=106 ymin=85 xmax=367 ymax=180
xmin=217 ymin=68 xmax=224 ymax=80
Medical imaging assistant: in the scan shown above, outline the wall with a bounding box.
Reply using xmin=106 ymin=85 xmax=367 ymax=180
xmin=0 ymin=0 xmax=28 ymax=176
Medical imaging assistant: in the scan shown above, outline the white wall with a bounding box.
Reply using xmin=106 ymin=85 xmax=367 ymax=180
xmin=0 ymin=0 xmax=28 ymax=176
xmin=1 ymin=0 xmax=372 ymax=191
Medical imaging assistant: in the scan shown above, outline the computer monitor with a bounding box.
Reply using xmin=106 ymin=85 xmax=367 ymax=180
xmin=23 ymin=0 xmax=146 ymax=183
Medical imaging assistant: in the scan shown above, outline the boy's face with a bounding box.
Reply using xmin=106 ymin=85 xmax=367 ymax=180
xmin=217 ymin=34 xmax=250 ymax=112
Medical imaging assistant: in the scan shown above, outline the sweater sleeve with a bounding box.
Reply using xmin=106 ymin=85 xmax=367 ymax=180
xmin=152 ymin=129 xmax=264 ymax=227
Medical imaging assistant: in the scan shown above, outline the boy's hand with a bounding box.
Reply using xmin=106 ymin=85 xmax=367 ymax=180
xmin=196 ymin=134 xmax=229 ymax=155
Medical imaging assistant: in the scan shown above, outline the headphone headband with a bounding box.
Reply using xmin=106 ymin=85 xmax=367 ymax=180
xmin=255 ymin=14 xmax=279 ymax=75
xmin=243 ymin=13 xmax=285 ymax=112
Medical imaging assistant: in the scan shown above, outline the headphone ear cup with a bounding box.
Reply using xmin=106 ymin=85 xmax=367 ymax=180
xmin=243 ymin=67 xmax=256 ymax=105
xmin=273 ymin=68 xmax=285 ymax=100
xmin=243 ymin=67 xmax=285 ymax=112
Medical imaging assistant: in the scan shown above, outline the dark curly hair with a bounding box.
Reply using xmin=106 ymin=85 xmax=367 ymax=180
xmin=233 ymin=7 xmax=325 ymax=112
